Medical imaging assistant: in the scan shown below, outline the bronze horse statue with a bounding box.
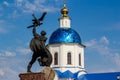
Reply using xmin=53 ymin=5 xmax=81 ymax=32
xmin=27 ymin=12 xmax=52 ymax=72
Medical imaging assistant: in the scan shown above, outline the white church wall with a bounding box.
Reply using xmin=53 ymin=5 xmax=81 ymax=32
xmin=48 ymin=43 xmax=85 ymax=73
xmin=76 ymin=45 xmax=85 ymax=69
xmin=48 ymin=44 xmax=60 ymax=68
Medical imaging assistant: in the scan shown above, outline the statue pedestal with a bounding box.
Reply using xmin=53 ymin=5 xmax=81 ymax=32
xmin=41 ymin=67 xmax=55 ymax=80
xmin=19 ymin=72 xmax=45 ymax=80
xmin=19 ymin=67 xmax=55 ymax=80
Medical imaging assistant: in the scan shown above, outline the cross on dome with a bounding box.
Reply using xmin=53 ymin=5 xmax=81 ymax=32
xmin=61 ymin=0 xmax=69 ymax=18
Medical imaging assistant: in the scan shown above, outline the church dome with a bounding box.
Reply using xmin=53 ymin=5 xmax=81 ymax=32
xmin=49 ymin=28 xmax=81 ymax=44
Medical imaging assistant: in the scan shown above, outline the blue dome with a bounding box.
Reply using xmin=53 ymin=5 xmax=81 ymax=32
xmin=49 ymin=28 xmax=81 ymax=44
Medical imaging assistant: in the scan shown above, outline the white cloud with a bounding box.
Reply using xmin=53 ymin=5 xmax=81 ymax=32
xmin=0 ymin=50 xmax=16 ymax=57
xmin=0 ymin=67 xmax=18 ymax=80
xmin=3 ymin=1 xmax=9 ymax=6
xmin=4 ymin=51 xmax=16 ymax=57
xmin=0 ymin=49 xmax=27 ymax=80
xmin=16 ymin=47 xmax=31 ymax=55
xmin=85 ymin=36 xmax=120 ymax=72
xmin=85 ymin=36 xmax=109 ymax=48
xmin=111 ymin=53 xmax=120 ymax=67
xmin=85 ymin=36 xmax=110 ymax=55
xmin=15 ymin=0 xmax=23 ymax=7
xmin=0 ymin=69 xmax=4 ymax=76
xmin=14 ymin=0 xmax=59 ymax=13
xmin=0 ymin=19 xmax=15 ymax=34
xmin=34 ymin=0 xmax=46 ymax=4
xmin=0 ymin=0 xmax=61 ymax=18
xmin=100 ymin=36 xmax=109 ymax=45
xmin=84 ymin=39 xmax=97 ymax=47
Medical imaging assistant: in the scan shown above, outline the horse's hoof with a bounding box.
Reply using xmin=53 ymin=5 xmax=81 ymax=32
xmin=27 ymin=70 xmax=32 ymax=73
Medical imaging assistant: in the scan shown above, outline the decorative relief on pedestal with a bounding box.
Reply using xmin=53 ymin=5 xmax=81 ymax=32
xmin=41 ymin=67 xmax=55 ymax=80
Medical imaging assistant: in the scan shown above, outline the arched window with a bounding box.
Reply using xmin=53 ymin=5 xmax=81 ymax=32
xmin=54 ymin=52 xmax=58 ymax=65
xmin=67 ymin=52 xmax=71 ymax=64
xmin=79 ymin=54 xmax=81 ymax=66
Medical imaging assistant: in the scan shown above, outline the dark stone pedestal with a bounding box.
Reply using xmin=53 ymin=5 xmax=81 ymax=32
xmin=19 ymin=72 xmax=45 ymax=80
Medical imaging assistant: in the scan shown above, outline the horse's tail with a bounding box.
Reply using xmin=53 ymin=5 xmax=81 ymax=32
xmin=40 ymin=49 xmax=52 ymax=66
xmin=45 ymin=49 xmax=52 ymax=66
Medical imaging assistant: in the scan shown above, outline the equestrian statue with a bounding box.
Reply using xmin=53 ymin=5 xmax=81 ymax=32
xmin=27 ymin=12 xmax=52 ymax=72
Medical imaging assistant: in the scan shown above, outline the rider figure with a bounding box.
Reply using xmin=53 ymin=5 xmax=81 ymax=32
xmin=27 ymin=27 xmax=48 ymax=72
xmin=27 ymin=12 xmax=52 ymax=72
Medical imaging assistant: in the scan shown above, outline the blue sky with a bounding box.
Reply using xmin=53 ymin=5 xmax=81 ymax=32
xmin=0 ymin=0 xmax=120 ymax=80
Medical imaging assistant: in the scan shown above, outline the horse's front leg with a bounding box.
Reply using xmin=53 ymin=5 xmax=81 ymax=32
xmin=27 ymin=53 xmax=37 ymax=72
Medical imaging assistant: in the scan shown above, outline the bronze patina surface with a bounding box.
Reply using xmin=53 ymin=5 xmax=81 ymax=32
xmin=27 ymin=12 xmax=52 ymax=72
